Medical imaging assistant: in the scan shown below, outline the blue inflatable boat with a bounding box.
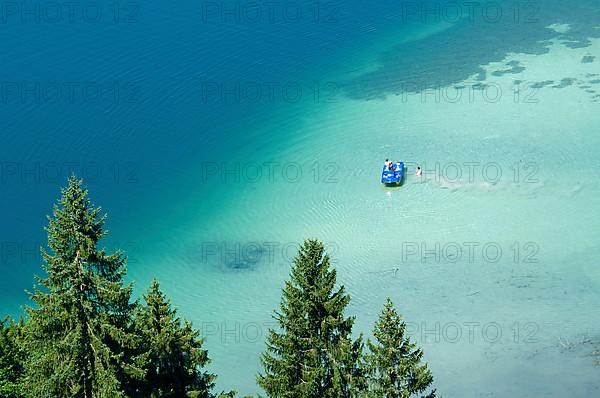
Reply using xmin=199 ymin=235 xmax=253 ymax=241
xmin=381 ymin=161 xmax=404 ymax=185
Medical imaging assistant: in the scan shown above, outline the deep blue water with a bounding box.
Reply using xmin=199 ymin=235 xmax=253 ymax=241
xmin=0 ymin=0 xmax=439 ymax=310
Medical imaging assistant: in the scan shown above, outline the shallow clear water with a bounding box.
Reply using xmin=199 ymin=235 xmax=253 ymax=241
xmin=1 ymin=1 xmax=600 ymax=396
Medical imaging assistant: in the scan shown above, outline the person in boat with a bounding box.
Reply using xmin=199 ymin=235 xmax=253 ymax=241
xmin=389 ymin=161 xmax=396 ymax=171
xmin=384 ymin=159 xmax=390 ymax=169
xmin=415 ymin=166 xmax=422 ymax=176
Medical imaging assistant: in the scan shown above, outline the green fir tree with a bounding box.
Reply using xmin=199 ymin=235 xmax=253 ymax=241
xmin=365 ymin=299 xmax=435 ymax=398
xmin=258 ymin=239 xmax=365 ymax=397
xmin=0 ymin=317 xmax=25 ymax=398
xmin=133 ymin=279 xmax=216 ymax=398
xmin=22 ymin=176 xmax=144 ymax=398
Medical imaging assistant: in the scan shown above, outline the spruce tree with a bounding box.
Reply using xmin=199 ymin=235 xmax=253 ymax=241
xmin=22 ymin=176 xmax=144 ymax=398
xmin=258 ymin=239 xmax=365 ymax=397
xmin=133 ymin=279 xmax=216 ymax=398
xmin=0 ymin=318 xmax=24 ymax=398
xmin=365 ymin=299 xmax=435 ymax=398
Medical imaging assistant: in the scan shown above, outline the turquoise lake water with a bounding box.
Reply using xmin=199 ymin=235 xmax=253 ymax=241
xmin=1 ymin=1 xmax=600 ymax=396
